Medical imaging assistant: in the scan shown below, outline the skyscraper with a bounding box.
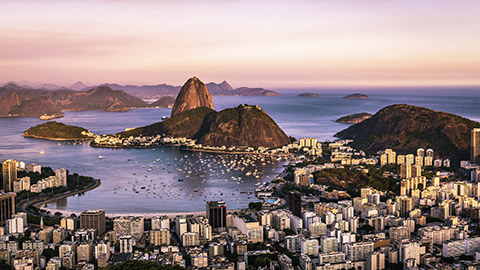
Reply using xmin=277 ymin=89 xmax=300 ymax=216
xmin=472 ymin=128 xmax=480 ymax=164
xmin=2 ymin=160 xmax=17 ymax=192
xmin=0 ymin=192 xmax=16 ymax=226
xmin=289 ymin=191 xmax=302 ymax=217
xmin=206 ymin=201 xmax=227 ymax=232
xmin=80 ymin=209 xmax=106 ymax=235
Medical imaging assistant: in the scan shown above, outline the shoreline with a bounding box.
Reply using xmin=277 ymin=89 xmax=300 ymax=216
xmin=39 ymin=208 xmax=245 ymax=219
xmin=23 ymin=134 xmax=93 ymax=141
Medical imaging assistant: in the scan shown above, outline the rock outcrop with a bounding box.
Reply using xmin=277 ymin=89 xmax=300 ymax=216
xmin=171 ymin=77 xmax=214 ymax=117
xmin=0 ymin=92 xmax=22 ymax=115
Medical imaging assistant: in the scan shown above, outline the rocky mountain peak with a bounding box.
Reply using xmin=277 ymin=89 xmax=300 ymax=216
xmin=171 ymin=77 xmax=214 ymax=117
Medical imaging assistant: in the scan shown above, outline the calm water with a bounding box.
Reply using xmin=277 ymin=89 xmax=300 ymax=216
xmin=1 ymin=93 xmax=480 ymax=213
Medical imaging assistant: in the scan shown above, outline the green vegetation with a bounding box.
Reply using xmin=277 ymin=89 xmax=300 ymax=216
xmin=314 ymin=166 xmax=397 ymax=196
xmin=23 ymin=121 xmax=93 ymax=140
xmin=248 ymin=202 xmax=263 ymax=211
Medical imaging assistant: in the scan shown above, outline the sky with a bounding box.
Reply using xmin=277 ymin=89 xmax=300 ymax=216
xmin=0 ymin=0 xmax=479 ymax=88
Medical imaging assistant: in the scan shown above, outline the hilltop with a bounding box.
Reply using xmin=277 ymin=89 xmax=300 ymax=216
xmin=335 ymin=104 xmax=480 ymax=163
xmin=198 ymin=105 xmax=290 ymax=148
xmin=23 ymin=121 xmax=94 ymax=140
xmin=171 ymin=77 xmax=214 ymax=116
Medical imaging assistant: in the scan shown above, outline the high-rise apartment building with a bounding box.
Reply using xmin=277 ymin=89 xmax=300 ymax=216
xmin=472 ymin=128 xmax=480 ymax=164
xmin=80 ymin=209 xmax=106 ymax=235
xmin=2 ymin=160 xmax=17 ymax=192
xmin=0 ymin=192 xmax=15 ymax=226
xmin=206 ymin=201 xmax=227 ymax=232
xmin=289 ymin=191 xmax=302 ymax=217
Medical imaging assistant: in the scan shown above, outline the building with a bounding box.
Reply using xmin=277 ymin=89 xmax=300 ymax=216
xmin=289 ymin=191 xmax=302 ymax=217
xmin=150 ymin=229 xmax=170 ymax=246
xmin=472 ymin=128 xmax=480 ymax=164
xmin=232 ymin=214 xmax=263 ymax=243
xmin=301 ymin=238 xmax=319 ymax=256
xmin=2 ymin=160 xmax=17 ymax=192
xmin=400 ymin=163 xmax=412 ymax=179
xmin=113 ymin=216 xmax=144 ymax=239
xmin=182 ymin=232 xmax=200 ymax=247
xmin=119 ymin=235 xmax=134 ymax=253
xmin=61 ymin=217 xmax=77 ymax=231
xmin=55 ymin=168 xmax=68 ymax=187
xmin=0 ymin=192 xmax=15 ymax=226
xmin=206 ymin=201 xmax=227 ymax=232
xmin=366 ymin=251 xmax=386 ymax=270
xmin=79 ymin=209 xmax=106 ymax=235
xmin=175 ymin=216 xmax=188 ymax=237
xmin=399 ymin=241 xmax=420 ymax=265
xmin=345 ymin=242 xmax=374 ymax=261
xmin=77 ymin=242 xmax=94 ymax=262
xmin=151 ymin=216 xmax=169 ymax=230
xmin=26 ymin=163 xmax=41 ymax=173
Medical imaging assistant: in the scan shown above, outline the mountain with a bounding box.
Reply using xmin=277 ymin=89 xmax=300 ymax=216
xmin=0 ymin=92 xmax=22 ymax=115
xmin=298 ymin=93 xmax=319 ymax=97
xmin=60 ymin=86 xmax=147 ymax=112
xmin=335 ymin=113 xmax=372 ymax=124
xmin=198 ymin=105 xmax=290 ymax=148
xmin=0 ymin=92 xmax=63 ymax=117
xmin=24 ymin=121 xmax=93 ymax=140
xmin=0 ymin=83 xmax=147 ymax=112
xmin=335 ymin=104 xmax=480 ymax=163
xmin=100 ymin=83 xmax=180 ymax=99
xmin=343 ymin=93 xmax=368 ymax=99
xmin=149 ymin=96 xmax=176 ymax=108
xmin=205 ymin=81 xmax=234 ymax=95
xmin=119 ymin=105 xmax=289 ymax=148
xmin=171 ymin=77 xmax=214 ymax=117
xmin=120 ymin=107 xmax=215 ymax=139
xmin=69 ymin=81 xmax=90 ymax=91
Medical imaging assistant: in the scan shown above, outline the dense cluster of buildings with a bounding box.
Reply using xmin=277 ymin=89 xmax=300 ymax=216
xmin=2 ymin=159 xmax=68 ymax=194
xmin=5 ymin=129 xmax=480 ymax=269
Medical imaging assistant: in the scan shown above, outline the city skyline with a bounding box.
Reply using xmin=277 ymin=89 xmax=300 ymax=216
xmin=1 ymin=0 xmax=480 ymax=88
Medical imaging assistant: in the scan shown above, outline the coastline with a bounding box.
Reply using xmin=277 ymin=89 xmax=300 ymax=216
xmin=23 ymin=134 xmax=93 ymax=141
xmin=39 ymin=207 xmax=244 ymax=219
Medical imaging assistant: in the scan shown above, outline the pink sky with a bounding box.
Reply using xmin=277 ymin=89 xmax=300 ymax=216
xmin=1 ymin=0 xmax=479 ymax=88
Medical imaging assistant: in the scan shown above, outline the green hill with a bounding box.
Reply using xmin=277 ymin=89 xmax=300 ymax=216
xmin=24 ymin=121 xmax=94 ymax=140
xmin=335 ymin=104 xmax=480 ymax=164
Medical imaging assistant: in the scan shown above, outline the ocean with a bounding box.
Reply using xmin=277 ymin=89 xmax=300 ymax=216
xmin=1 ymin=93 xmax=480 ymax=213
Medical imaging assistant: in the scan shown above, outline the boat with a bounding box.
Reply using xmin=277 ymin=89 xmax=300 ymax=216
xmin=98 ymin=156 xmax=105 ymax=159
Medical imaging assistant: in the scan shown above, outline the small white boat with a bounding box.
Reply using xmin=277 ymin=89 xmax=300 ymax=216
xmin=98 ymin=155 xmax=106 ymax=159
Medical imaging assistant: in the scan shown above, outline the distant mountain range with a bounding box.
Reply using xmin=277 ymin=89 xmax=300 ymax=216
xmin=1 ymin=80 xmax=280 ymax=99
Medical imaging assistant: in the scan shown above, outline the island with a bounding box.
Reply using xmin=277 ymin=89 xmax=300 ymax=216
xmin=334 ymin=112 xmax=372 ymax=124
xmin=23 ymin=121 xmax=95 ymax=141
xmin=343 ymin=93 xmax=369 ymax=99
xmin=297 ymin=92 xmax=319 ymax=97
